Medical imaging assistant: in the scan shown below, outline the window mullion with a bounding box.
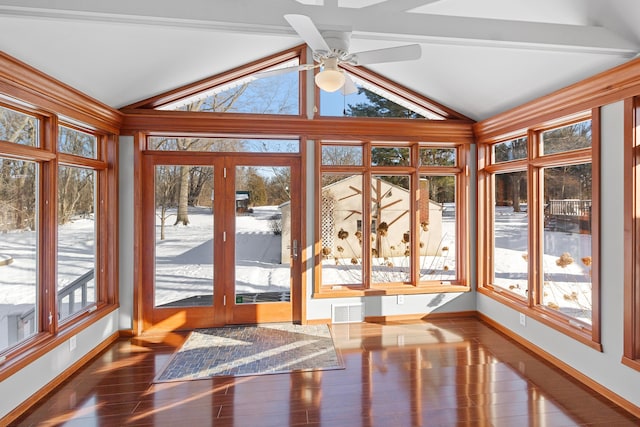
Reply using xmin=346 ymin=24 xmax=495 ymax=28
xmin=41 ymin=118 xmax=59 ymax=335
xmin=362 ymin=170 xmax=372 ymax=289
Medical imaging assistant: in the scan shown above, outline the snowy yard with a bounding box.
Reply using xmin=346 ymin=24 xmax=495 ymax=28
xmin=0 ymin=205 xmax=593 ymax=326
xmin=154 ymin=206 xmax=290 ymax=306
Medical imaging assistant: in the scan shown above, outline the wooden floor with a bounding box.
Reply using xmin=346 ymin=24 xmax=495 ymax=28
xmin=10 ymin=318 xmax=640 ymax=426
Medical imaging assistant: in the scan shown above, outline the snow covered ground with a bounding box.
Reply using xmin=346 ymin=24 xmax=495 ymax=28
xmin=154 ymin=206 xmax=289 ymax=306
xmin=320 ymin=215 xmax=457 ymax=285
xmin=493 ymin=206 xmax=592 ymax=323
xmin=0 ymin=205 xmax=593 ymax=327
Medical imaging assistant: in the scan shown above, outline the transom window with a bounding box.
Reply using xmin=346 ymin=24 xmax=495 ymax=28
xmin=148 ymin=136 xmax=299 ymax=153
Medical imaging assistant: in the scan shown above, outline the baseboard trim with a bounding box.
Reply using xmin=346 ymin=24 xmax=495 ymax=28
xmin=365 ymin=311 xmax=477 ymax=323
xmin=1 ymin=331 xmax=121 ymax=426
xmin=477 ymin=312 xmax=640 ymax=419
xmin=119 ymin=329 xmax=135 ymax=338
xmin=309 ymin=311 xmax=477 ymax=326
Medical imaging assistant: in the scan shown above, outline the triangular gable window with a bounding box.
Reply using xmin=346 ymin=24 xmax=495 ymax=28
xmin=320 ymin=64 xmax=467 ymax=121
xmin=123 ymin=45 xmax=469 ymax=122
xmin=158 ymin=58 xmax=300 ymax=114
xmin=123 ymin=46 xmax=305 ymax=115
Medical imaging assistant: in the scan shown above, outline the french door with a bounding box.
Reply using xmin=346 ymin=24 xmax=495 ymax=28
xmin=140 ymin=154 xmax=301 ymax=332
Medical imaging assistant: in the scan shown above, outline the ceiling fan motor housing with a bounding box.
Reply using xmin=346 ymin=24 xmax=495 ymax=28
xmin=317 ymin=30 xmax=352 ymax=60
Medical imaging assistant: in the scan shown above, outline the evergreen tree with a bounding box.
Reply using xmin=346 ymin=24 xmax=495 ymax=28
xmin=346 ymin=88 xmax=424 ymax=118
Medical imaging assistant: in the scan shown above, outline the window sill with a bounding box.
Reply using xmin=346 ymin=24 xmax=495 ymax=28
xmin=621 ymin=356 xmax=640 ymax=372
xmin=313 ymin=284 xmax=470 ymax=299
xmin=0 ymin=304 xmax=118 ymax=381
xmin=478 ymin=287 xmax=602 ymax=351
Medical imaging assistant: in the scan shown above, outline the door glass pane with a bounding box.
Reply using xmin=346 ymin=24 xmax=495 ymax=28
xmin=234 ymin=166 xmax=291 ymax=304
xmin=320 ymin=173 xmax=363 ymax=287
xmin=419 ymin=175 xmax=457 ymax=282
xmin=154 ymin=165 xmax=214 ymax=307
xmin=493 ymin=171 xmax=529 ymax=298
xmin=58 ymin=166 xmax=96 ymax=320
xmin=0 ymin=158 xmax=38 ymax=351
xmin=542 ymin=163 xmax=592 ymax=324
xmin=371 ymin=175 xmax=411 ymax=283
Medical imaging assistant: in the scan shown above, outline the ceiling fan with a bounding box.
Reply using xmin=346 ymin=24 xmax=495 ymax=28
xmin=258 ymin=14 xmax=422 ymax=94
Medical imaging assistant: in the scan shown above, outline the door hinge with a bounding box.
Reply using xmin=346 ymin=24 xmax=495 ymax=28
xmin=223 ymin=231 xmax=226 ymax=242
xmin=48 ymin=312 xmax=53 ymax=325
xmin=223 ymin=295 xmax=226 ymax=305
xmin=223 ymin=167 xmax=227 ymax=178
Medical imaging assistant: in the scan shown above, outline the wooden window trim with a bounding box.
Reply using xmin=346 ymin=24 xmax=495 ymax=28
xmin=315 ymin=140 xmax=469 ymax=295
xmin=477 ymin=111 xmax=601 ymax=349
xmin=623 ymin=97 xmax=640 ymax=370
xmin=0 ymin=54 xmax=120 ymax=381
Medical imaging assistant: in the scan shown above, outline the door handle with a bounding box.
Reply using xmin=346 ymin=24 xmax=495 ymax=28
xmin=292 ymin=239 xmax=298 ymax=260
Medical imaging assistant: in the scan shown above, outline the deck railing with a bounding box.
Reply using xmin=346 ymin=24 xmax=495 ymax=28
xmin=9 ymin=269 xmax=95 ymax=345
xmin=545 ymin=199 xmax=591 ymax=217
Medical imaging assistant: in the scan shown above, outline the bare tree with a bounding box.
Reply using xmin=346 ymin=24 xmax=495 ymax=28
xmin=155 ymin=165 xmax=180 ymax=240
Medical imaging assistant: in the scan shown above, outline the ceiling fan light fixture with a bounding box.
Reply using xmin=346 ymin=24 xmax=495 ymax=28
xmin=315 ymin=69 xmax=345 ymax=92
xmin=315 ymin=57 xmax=345 ymax=92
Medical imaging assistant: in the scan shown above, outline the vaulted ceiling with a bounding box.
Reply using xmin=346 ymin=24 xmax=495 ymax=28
xmin=1 ymin=0 xmax=638 ymax=121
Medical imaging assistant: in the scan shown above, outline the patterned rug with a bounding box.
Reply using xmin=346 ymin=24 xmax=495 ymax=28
xmin=154 ymin=323 xmax=343 ymax=382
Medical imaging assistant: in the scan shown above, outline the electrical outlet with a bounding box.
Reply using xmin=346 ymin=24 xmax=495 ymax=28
xmin=397 ymin=294 xmax=405 ymax=305
xmin=69 ymin=335 xmax=77 ymax=351
xmin=519 ymin=313 xmax=526 ymax=326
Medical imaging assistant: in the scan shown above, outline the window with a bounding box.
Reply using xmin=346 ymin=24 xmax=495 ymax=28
xmin=317 ymin=141 xmax=468 ymax=294
xmin=57 ymin=165 xmax=97 ymax=320
xmin=157 ymin=59 xmax=300 ymax=114
xmin=148 ymin=136 xmax=299 ymax=153
xmin=319 ymin=69 xmax=453 ymax=120
xmin=0 ymin=157 xmax=39 ymax=351
xmin=479 ymin=114 xmax=599 ymax=348
xmin=129 ymin=47 xmax=306 ymax=115
xmin=0 ymin=104 xmax=39 ymax=147
xmin=0 ymin=101 xmax=117 ymax=368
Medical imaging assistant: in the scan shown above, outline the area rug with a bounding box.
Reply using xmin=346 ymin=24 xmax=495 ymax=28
xmin=154 ymin=323 xmax=343 ymax=382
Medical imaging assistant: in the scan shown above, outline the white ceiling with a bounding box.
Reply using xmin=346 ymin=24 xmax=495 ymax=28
xmin=0 ymin=0 xmax=638 ymax=121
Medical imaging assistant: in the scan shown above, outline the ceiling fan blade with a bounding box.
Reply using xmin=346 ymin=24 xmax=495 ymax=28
xmin=350 ymin=44 xmax=422 ymax=66
xmin=341 ymin=73 xmax=358 ymax=95
xmin=254 ymin=63 xmax=317 ymax=79
xmin=284 ymin=14 xmax=331 ymax=54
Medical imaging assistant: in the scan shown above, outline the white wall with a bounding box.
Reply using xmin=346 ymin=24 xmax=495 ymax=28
xmin=0 ymin=311 xmax=120 ymax=419
xmin=477 ymin=101 xmax=640 ymax=408
xmin=118 ymin=136 xmax=134 ymax=331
